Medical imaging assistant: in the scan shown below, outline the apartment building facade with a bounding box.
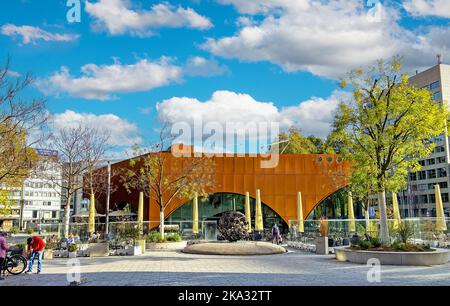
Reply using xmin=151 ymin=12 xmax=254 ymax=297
xmin=400 ymin=64 xmax=450 ymax=218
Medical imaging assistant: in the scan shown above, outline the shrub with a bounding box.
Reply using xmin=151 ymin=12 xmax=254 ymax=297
xmin=369 ymin=237 xmax=382 ymax=248
xmin=68 ymin=244 xmax=78 ymax=253
xmin=9 ymin=227 xmax=19 ymax=235
xmin=164 ymin=225 xmax=179 ymax=233
xmin=26 ymin=228 xmax=34 ymax=235
xmin=218 ymin=211 xmax=249 ymax=242
xmin=395 ymin=221 xmax=415 ymax=244
xmin=358 ymin=240 xmax=372 ymax=249
xmin=166 ymin=233 xmax=182 ymax=242
xmin=146 ymin=232 xmax=163 ymax=243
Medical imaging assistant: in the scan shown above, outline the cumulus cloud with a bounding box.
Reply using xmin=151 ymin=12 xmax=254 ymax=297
xmin=404 ymin=0 xmax=450 ymax=18
xmin=38 ymin=58 xmax=183 ymax=100
xmin=157 ymin=90 xmax=344 ymax=140
xmin=184 ymin=56 xmax=229 ymax=77
xmin=0 ymin=24 xmax=79 ymax=44
xmin=206 ymin=0 xmax=450 ymax=78
xmin=85 ymin=0 xmax=212 ymax=36
xmin=51 ymin=110 xmax=142 ymax=147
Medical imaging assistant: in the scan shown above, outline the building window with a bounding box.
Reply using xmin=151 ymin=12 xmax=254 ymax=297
xmin=442 ymin=193 xmax=449 ymax=203
xmin=418 ymin=184 xmax=428 ymax=191
xmin=418 ymin=171 xmax=426 ymax=180
xmin=438 ymin=168 xmax=447 ymax=178
xmin=435 ymin=146 xmax=445 ymax=153
xmin=426 ymin=158 xmax=436 ymax=166
xmin=409 ymin=173 xmax=417 ymax=181
xmin=437 ymin=156 xmax=446 ymax=163
xmin=427 ymin=169 xmax=436 ymax=179
xmin=419 ymin=160 xmax=425 ymax=166
xmin=429 ymin=81 xmax=441 ymax=90
xmin=429 ymin=194 xmax=436 ymax=203
xmin=419 ymin=195 xmax=428 ymax=203
xmin=32 ymin=211 xmax=38 ymax=218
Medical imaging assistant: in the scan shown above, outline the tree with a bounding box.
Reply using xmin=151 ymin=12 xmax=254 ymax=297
xmin=0 ymin=57 xmax=46 ymax=188
xmin=271 ymin=127 xmax=335 ymax=154
xmin=47 ymin=125 xmax=110 ymax=237
xmin=332 ymin=57 xmax=448 ymax=245
xmin=122 ymin=128 xmax=215 ymax=239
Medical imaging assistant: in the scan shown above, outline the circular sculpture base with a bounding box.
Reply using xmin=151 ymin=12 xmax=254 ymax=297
xmin=183 ymin=241 xmax=287 ymax=255
xmin=335 ymin=247 xmax=449 ymax=266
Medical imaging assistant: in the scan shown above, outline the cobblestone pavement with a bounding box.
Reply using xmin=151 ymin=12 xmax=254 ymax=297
xmin=1 ymin=248 xmax=449 ymax=286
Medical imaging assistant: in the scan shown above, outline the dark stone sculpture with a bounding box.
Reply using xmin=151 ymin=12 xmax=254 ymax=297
xmin=218 ymin=211 xmax=249 ymax=242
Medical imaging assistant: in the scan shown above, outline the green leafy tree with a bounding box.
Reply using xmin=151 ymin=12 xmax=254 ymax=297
xmin=332 ymin=57 xmax=448 ymax=245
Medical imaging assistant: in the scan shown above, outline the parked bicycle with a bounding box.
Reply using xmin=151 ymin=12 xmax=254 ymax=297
xmin=1 ymin=251 xmax=27 ymax=276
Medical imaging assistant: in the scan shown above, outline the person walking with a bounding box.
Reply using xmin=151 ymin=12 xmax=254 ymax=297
xmin=26 ymin=236 xmax=46 ymax=274
xmin=272 ymin=223 xmax=281 ymax=245
xmin=0 ymin=231 xmax=9 ymax=280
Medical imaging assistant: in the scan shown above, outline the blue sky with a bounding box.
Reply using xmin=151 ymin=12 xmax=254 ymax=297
xmin=1 ymin=0 xmax=449 ymax=155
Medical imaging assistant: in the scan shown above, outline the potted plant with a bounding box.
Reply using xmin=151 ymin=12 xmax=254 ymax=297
xmin=68 ymin=244 xmax=78 ymax=258
xmin=120 ymin=227 xmax=142 ymax=255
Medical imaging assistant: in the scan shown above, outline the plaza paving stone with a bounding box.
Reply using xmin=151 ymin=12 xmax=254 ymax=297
xmin=1 ymin=248 xmax=449 ymax=286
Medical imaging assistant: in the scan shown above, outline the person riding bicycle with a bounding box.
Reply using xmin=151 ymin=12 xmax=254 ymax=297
xmin=0 ymin=231 xmax=9 ymax=280
xmin=26 ymin=236 xmax=45 ymax=274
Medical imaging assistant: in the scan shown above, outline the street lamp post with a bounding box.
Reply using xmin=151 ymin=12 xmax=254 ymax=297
xmin=105 ymin=161 xmax=111 ymax=238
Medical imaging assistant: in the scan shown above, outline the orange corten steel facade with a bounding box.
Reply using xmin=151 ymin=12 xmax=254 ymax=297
xmin=95 ymin=151 xmax=351 ymax=226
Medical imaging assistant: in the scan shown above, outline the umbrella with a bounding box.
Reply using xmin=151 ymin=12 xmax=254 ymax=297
xmin=392 ymin=192 xmax=401 ymax=230
xmin=138 ymin=191 xmax=144 ymax=234
xmin=347 ymin=191 xmax=356 ymax=233
xmin=88 ymin=193 xmax=95 ymax=233
xmin=245 ymin=192 xmax=252 ymax=233
xmin=192 ymin=192 xmax=199 ymax=234
xmin=435 ymin=184 xmax=447 ymax=231
xmin=255 ymin=189 xmax=263 ymax=232
xmin=297 ymin=192 xmax=304 ymax=233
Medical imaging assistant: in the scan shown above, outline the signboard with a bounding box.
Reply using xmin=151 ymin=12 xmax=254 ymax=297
xmin=35 ymin=148 xmax=58 ymax=157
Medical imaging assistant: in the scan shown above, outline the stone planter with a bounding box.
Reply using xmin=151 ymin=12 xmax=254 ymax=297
xmin=87 ymin=242 xmax=109 ymax=257
xmin=146 ymin=241 xmax=187 ymax=251
xmin=335 ymin=247 xmax=449 ymax=266
xmin=315 ymin=237 xmax=329 ymax=255
xmin=68 ymin=251 xmax=77 ymax=258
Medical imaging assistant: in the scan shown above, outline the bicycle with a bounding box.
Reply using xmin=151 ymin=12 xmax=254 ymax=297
xmin=1 ymin=250 xmax=27 ymax=276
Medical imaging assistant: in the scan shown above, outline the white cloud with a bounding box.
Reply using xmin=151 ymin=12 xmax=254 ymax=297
xmin=206 ymin=0 xmax=450 ymax=79
xmin=38 ymin=58 xmax=183 ymax=100
xmin=184 ymin=56 xmax=229 ymax=77
xmin=85 ymin=0 xmax=212 ymax=36
xmin=404 ymin=0 xmax=450 ymax=18
xmin=157 ymin=90 xmax=344 ymax=140
xmin=204 ymin=0 xmax=402 ymax=78
xmin=0 ymin=24 xmax=79 ymax=44
xmin=52 ymin=110 xmax=142 ymax=147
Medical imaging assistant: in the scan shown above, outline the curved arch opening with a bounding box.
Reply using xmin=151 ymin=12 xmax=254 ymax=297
xmin=166 ymin=192 xmax=289 ymax=233
xmin=306 ymin=188 xmax=365 ymax=220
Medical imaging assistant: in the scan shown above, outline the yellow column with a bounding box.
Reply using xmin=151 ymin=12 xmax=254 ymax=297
xmin=138 ymin=191 xmax=144 ymax=235
xmin=392 ymin=192 xmax=401 ymax=230
xmin=192 ymin=192 xmax=199 ymax=234
xmin=245 ymin=192 xmax=252 ymax=233
xmin=88 ymin=192 xmax=95 ymax=233
xmin=255 ymin=189 xmax=263 ymax=232
xmin=347 ymin=191 xmax=356 ymax=233
xmin=435 ymin=184 xmax=448 ymax=231
xmin=297 ymin=192 xmax=304 ymax=233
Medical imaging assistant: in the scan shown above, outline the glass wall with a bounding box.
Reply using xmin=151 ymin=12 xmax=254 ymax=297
xmin=166 ymin=193 xmax=288 ymax=233
xmin=307 ymin=189 xmax=364 ymax=220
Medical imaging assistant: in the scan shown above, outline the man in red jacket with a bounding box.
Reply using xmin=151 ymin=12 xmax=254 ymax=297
xmin=26 ymin=236 xmax=46 ymax=274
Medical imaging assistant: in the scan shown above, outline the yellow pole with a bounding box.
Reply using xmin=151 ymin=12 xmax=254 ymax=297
xmin=245 ymin=192 xmax=252 ymax=233
xmin=255 ymin=189 xmax=263 ymax=232
xmin=297 ymin=192 xmax=304 ymax=233
xmin=138 ymin=191 xmax=144 ymax=235
xmin=435 ymin=184 xmax=447 ymax=231
xmin=347 ymin=191 xmax=356 ymax=233
xmin=392 ymin=192 xmax=401 ymax=230
xmin=192 ymin=192 xmax=199 ymax=234
xmin=88 ymin=192 xmax=95 ymax=234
